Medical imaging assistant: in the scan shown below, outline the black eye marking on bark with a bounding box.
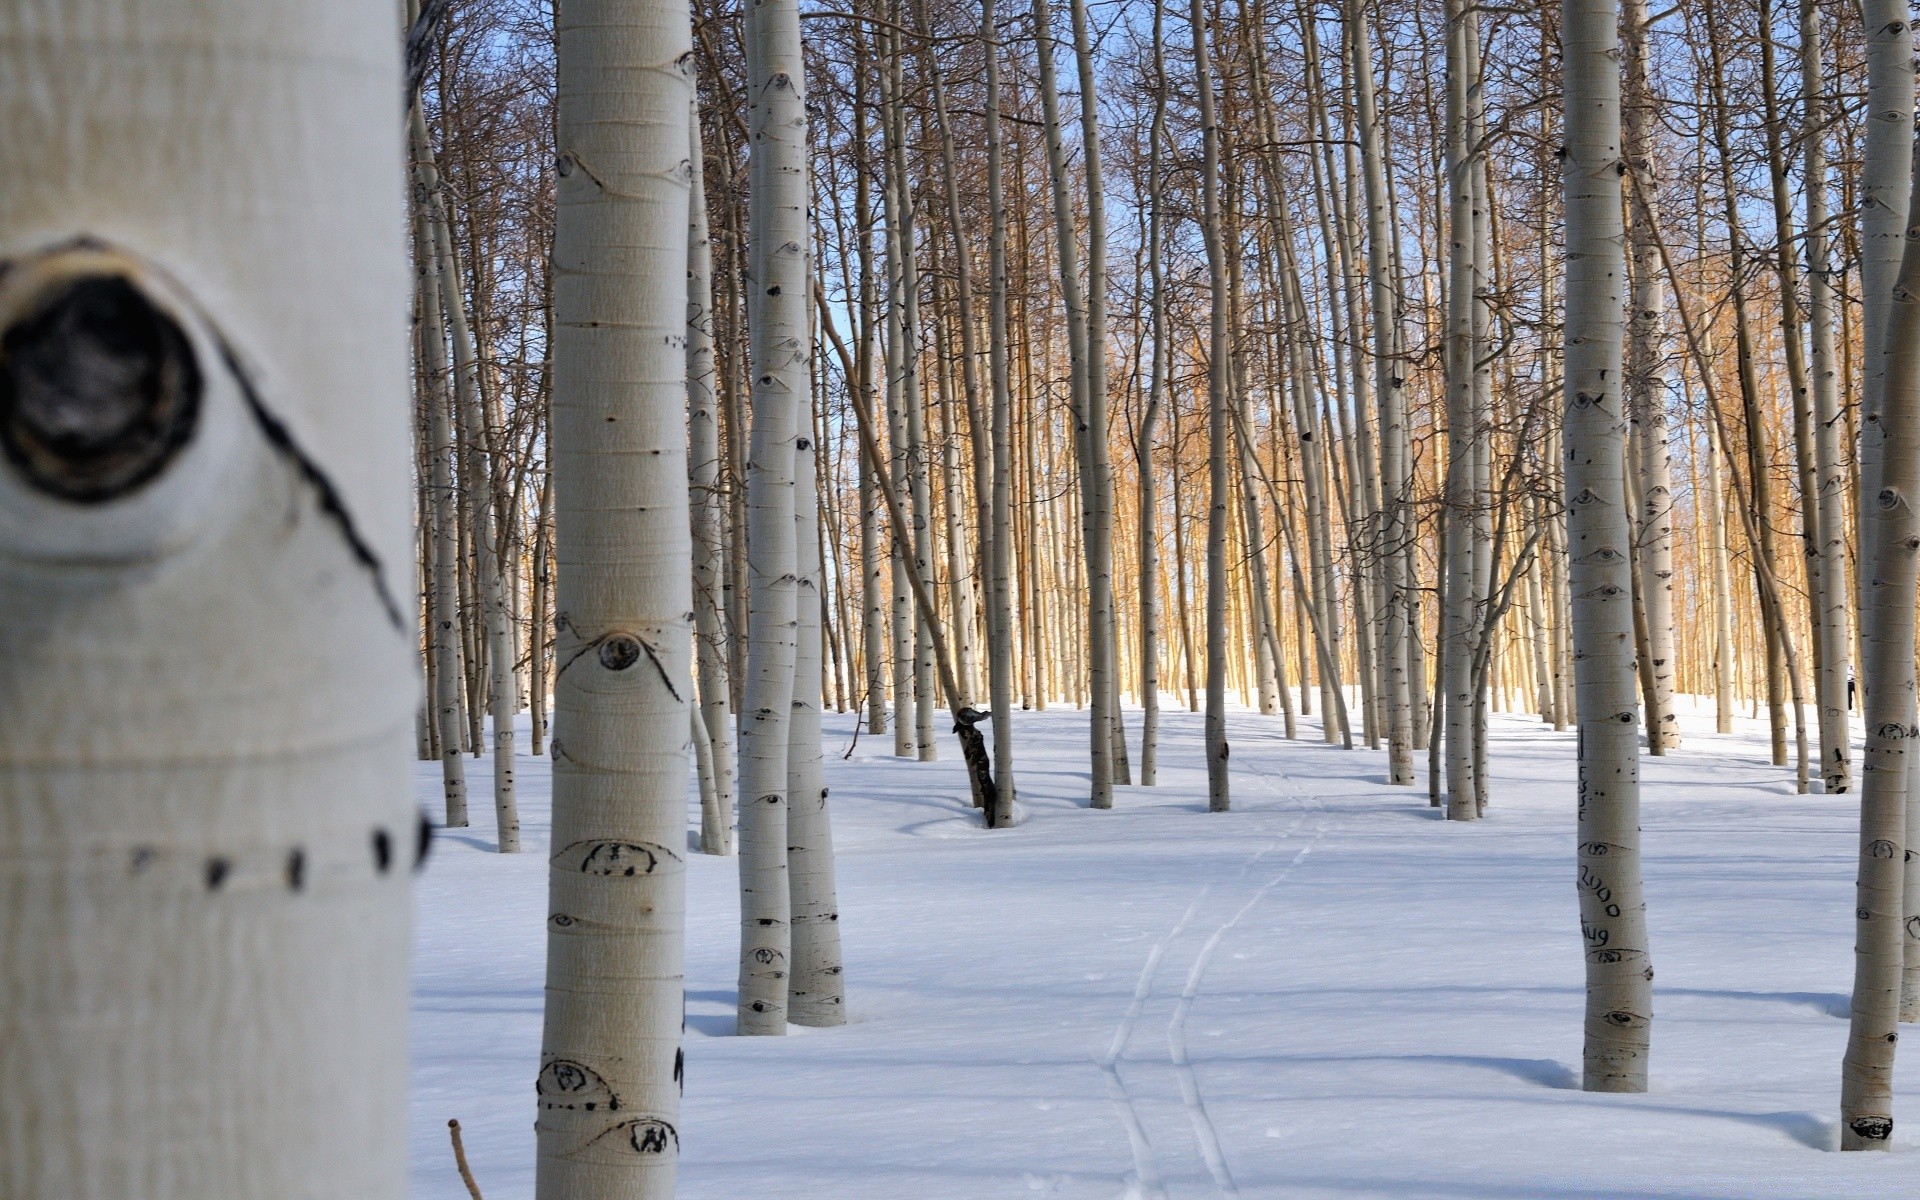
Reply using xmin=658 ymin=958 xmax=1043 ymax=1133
xmin=286 ymin=848 xmax=306 ymax=892
xmin=373 ymin=828 xmax=393 ymax=874
xmin=621 ymin=1118 xmax=678 ymax=1156
xmin=205 ymin=857 xmax=231 ymax=891
xmin=555 ymin=838 xmax=681 ymax=877
xmin=1849 ymin=1116 xmax=1892 ymax=1140
xmin=415 ymin=812 xmax=434 ymax=871
xmin=600 ymin=635 xmax=642 ymax=670
xmin=537 ymin=1058 xmax=620 ymax=1113
xmin=0 ymin=274 xmax=200 ymax=502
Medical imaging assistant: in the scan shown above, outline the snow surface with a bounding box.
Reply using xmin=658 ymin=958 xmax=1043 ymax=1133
xmin=410 ymin=697 xmax=1920 ymax=1198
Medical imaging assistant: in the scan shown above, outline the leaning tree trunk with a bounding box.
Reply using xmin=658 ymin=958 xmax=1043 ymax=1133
xmin=1841 ymin=20 xmax=1920 ymax=1149
xmin=1562 ymin=0 xmax=1653 ymax=1093
xmin=0 ymin=3 xmax=415 ymax=1194
xmin=536 ymin=0 xmax=695 ymax=1192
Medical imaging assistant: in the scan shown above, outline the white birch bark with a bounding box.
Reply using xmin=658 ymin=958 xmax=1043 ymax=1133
xmin=736 ymin=0 xmax=808 ymax=1036
xmin=536 ymin=0 xmax=695 ymax=1191
xmin=1563 ymin=0 xmax=1653 ymax=1092
xmin=0 ymin=3 xmax=415 ymax=1193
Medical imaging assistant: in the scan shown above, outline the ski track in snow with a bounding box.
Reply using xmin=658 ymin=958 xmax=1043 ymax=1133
xmin=410 ymin=699 xmax=1920 ymax=1199
xmin=1100 ymin=756 xmax=1331 ymax=1200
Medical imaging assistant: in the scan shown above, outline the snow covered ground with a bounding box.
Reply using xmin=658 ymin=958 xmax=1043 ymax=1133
xmin=409 ymin=697 xmax=1920 ymax=1198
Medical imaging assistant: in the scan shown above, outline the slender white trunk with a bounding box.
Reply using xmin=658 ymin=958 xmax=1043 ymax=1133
xmin=1443 ymin=0 xmax=1477 ymax=819
xmin=983 ymin=0 xmax=1019 ymax=822
xmin=1137 ymin=0 xmax=1169 ymax=785
xmin=411 ymin=110 xmax=520 ymax=851
xmin=1705 ymin=418 xmax=1736 ymax=733
xmin=1563 ymin=0 xmax=1653 ymax=1092
xmin=736 ymin=0 xmax=809 ymax=1036
xmin=537 ymin=0 xmax=694 ymax=1191
xmin=0 ymin=4 xmax=415 ymax=1192
xmin=690 ymin=96 xmax=737 ymax=857
xmin=1189 ymin=0 xmax=1232 ymax=812
xmin=1802 ymin=0 xmax=1849 ymax=796
xmin=1622 ymin=0 xmax=1678 ymax=756
xmin=1842 ymin=117 xmax=1920 ymax=1152
xmin=413 ymin=197 xmax=471 ymax=828
xmin=1351 ymin=0 xmax=1413 ymax=785
xmin=787 ymin=424 xmax=845 ymax=1023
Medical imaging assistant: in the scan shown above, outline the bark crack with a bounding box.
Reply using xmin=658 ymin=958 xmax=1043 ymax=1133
xmin=214 ymin=337 xmax=406 ymax=631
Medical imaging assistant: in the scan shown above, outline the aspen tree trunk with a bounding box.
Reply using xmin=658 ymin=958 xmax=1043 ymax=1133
xmin=1443 ymin=0 xmax=1478 ymax=820
xmin=422 ymin=158 xmax=521 ymax=847
xmin=1802 ymin=0 xmax=1850 ymax=795
xmin=533 ymin=465 xmax=553 ymax=754
xmin=984 ymin=0 xmax=1018 ymax=822
xmin=1857 ymin=0 xmax=1920 ymax=1016
xmin=880 ymin=47 xmax=917 ymax=761
xmin=1136 ymin=0 xmax=1169 ymax=786
xmin=0 ymin=4 xmax=414 ymax=1192
xmin=414 ymin=196 xmax=471 ymax=828
xmin=860 ymin=323 xmax=888 ymax=736
xmin=690 ymin=96 xmax=737 ymax=856
xmin=736 ymin=0 xmax=809 ymax=1036
xmin=1069 ymin=0 xmax=1126 ymax=786
xmin=788 ymin=422 xmax=845 ymax=1024
xmin=1621 ymin=0 xmax=1679 ymax=755
xmin=1190 ymin=0 xmax=1231 ymax=812
xmin=1840 ymin=130 xmax=1920 ymax=1151
xmin=883 ymin=48 xmax=937 ymax=766
xmin=1032 ymin=0 xmax=1116 ymax=807
xmin=911 ymin=0 xmax=989 ymax=714
xmin=1350 ymin=0 xmax=1414 ymax=785
xmin=1857 ymin=0 xmax=1913 ymax=682
xmin=537 ymin=0 xmax=695 ymax=1189
xmin=1703 ymin=11 xmax=1788 ymax=766
xmin=1563 ymin=0 xmax=1653 ymax=1092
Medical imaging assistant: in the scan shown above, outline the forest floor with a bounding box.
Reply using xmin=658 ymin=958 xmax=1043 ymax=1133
xmin=409 ymin=696 xmax=1920 ymax=1198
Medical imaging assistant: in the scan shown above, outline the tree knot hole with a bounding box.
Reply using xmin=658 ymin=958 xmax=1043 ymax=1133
xmin=0 ymin=268 xmax=200 ymax=502
xmin=599 ymin=634 xmax=642 ymax=671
